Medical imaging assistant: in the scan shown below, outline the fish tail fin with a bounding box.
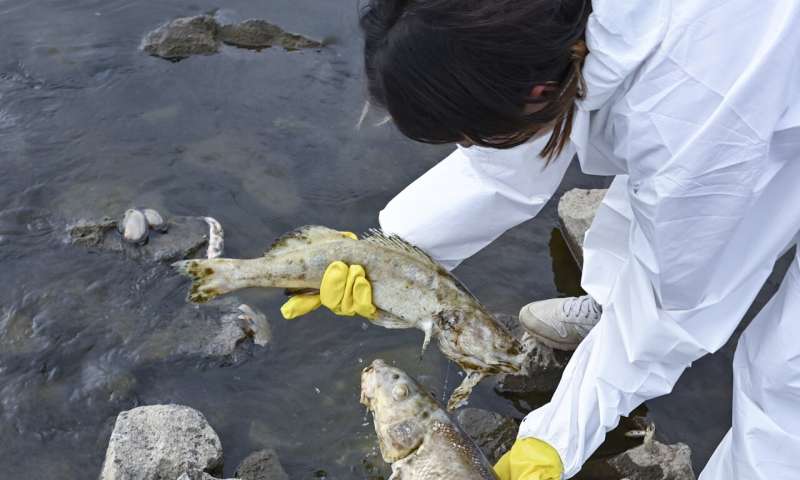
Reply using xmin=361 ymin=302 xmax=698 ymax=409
xmin=173 ymin=258 xmax=248 ymax=303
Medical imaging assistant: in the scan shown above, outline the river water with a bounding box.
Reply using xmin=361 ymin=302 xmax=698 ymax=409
xmin=0 ymin=0 xmax=768 ymax=477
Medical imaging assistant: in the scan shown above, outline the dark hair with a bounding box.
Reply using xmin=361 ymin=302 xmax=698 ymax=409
xmin=360 ymin=0 xmax=590 ymax=160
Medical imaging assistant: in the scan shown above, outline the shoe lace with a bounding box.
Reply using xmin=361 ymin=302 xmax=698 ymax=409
xmin=562 ymin=295 xmax=601 ymax=320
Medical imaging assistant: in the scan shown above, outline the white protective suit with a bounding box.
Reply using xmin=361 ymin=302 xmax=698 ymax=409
xmin=379 ymin=0 xmax=800 ymax=477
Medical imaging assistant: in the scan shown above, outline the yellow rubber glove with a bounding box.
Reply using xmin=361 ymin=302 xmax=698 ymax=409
xmin=280 ymin=233 xmax=376 ymax=320
xmin=494 ymin=438 xmax=564 ymax=480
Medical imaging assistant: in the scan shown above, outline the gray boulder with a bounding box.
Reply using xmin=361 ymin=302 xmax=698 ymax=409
xmin=607 ymin=430 xmax=696 ymax=480
xmin=133 ymin=299 xmax=269 ymax=365
xmin=141 ymin=15 xmax=220 ymax=61
xmin=557 ymin=188 xmax=607 ymax=267
xmin=176 ymin=473 xmax=239 ymax=480
xmin=235 ymin=449 xmax=289 ymax=480
xmin=99 ymin=404 xmax=223 ymax=480
xmin=218 ymin=19 xmax=321 ymax=51
xmin=456 ymin=408 xmax=518 ymax=464
xmin=69 ymin=215 xmax=208 ymax=263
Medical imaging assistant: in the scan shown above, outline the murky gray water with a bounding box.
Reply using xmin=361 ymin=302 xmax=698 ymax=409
xmin=0 ymin=0 xmax=762 ymax=477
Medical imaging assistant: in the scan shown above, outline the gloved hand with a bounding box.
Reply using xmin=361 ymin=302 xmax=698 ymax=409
xmin=280 ymin=234 xmax=376 ymax=320
xmin=494 ymin=438 xmax=563 ymax=480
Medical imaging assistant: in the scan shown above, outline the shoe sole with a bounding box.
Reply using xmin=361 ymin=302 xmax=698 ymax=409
xmin=525 ymin=330 xmax=580 ymax=352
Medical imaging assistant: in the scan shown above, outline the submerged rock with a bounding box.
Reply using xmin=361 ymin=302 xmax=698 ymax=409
xmin=134 ymin=298 xmax=260 ymax=364
xmin=235 ymin=449 xmax=289 ymax=480
xmin=493 ymin=313 xmax=572 ymax=395
xmin=99 ymin=404 xmax=223 ymax=480
xmin=456 ymin=408 xmax=518 ymax=464
xmin=141 ymin=15 xmax=220 ymax=61
xmin=142 ymin=15 xmax=322 ymax=61
xmin=69 ymin=215 xmax=208 ymax=263
xmin=557 ymin=188 xmax=607 ymax=267
xmin=218 ymin=19 xmax=322 ymax=51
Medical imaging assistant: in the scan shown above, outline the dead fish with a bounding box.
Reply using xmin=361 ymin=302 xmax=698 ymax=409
xmin=142 ymin=208 xmax=168 ymax=232
xmin=360 ymin=359 xmax=498 ymax=479
xmin=203 ymin=216 xmax=224 ymax=259
xmin=173 ymin=225 xmax=527 ymax=409
xmin=119 ymin=209 xmax=148 ymax=244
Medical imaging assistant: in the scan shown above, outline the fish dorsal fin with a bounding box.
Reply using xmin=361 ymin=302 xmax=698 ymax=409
xmin=362 ymin=229 xmax=440 ymax=267
xmin=362 ymin=229 xmax=480 ymax=301
xmin=265 ymin=225 xmax=353 ymax=256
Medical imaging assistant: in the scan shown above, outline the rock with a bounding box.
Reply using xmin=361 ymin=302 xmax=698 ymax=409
xmin=99 ymin=404 xmax=223 ymax=480
xmin=607 ymin=434 xmax=696 ymax=480
xmin=456 ymin=408 xmax=518 ymax=464
xmin=218 ymin=19 xmax=322 ymax=51
xmin=141 ymin=15 xmax=220 ymax=61
xmin=135 ymin=298 xmax=256 ymax=364
xmin=557 ymin=188 xmax=607 ymax=267
xmin=69 ymin=215 xmax=208 ymax=263
xmin=235 ymin=448 xmax=289 ymax=480
xmin=176 ymin=473 xmax=239 ymax=480
xmin=493 ymin=313 xmax=572 ymax=395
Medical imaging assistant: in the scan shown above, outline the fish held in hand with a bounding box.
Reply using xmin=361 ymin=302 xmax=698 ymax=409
xmin=173 ymin=225 xmax=527 ymax=409
xmin=361 ymin=359 xmax=498 ymax=479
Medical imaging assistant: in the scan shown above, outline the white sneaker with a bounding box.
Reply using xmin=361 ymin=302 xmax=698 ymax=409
xmin=518 ymin=295 xmax=602 ymax=351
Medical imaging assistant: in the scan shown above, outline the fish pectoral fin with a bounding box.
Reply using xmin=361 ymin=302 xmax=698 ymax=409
xmin=420 ymin=319 xmax=435 ymax=359
xmin=446 ymin=370 xmax=485 ymax=411
xmin=370 ymin=311 xmax=412 ymax=329
xmin=388 ymin=452 xmax=415 ymax=480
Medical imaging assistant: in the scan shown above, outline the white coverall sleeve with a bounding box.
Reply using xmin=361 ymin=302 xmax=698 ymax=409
xmin=379 ymin=136 xmax=572 ymax=269
xmin=518 ymin=1 xmax=800 ymax=474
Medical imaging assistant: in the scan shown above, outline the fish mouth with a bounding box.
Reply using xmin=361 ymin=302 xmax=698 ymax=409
xmin=359 ymin=359 xmax=388 ymax=408
xmin=359 ymin=362 xmax=377 ymax=408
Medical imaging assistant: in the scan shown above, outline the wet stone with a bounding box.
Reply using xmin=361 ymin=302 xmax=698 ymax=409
xmin=455 ymin=408 xmax=518 ymax=465
xmin=235 ymin=448 xmax=289 ymax=480
xmin=218 ymin=19 xmax=322 ymax=51
xmin=99 ymin=404 xmax=223 ymax=480
xmin=177 ymin=472 xmax=239 ymax=480
xmin=607 ymin=435 xmax=696 ymax=480
xmin=141 ymin=15 xmax=220 ymax=61
xmin=68 ymin=215 xmax=208 ymax=264
xmin=135 ymin=298 xmax=260 ymax=365
xmin=493 ymin=313 xmax=572 ymax=395
xmin=557 ymin=188 xmax=607 ymax=267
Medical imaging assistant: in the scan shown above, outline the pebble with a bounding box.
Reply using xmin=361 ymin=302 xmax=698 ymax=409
xmin=120 ymin=209 xmax=148 ymax=244
xmin=143 ymin=208 xmax=168 ymax=232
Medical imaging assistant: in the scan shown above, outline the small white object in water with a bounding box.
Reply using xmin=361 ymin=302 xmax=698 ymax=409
xmin=142 ymin=208 xmax=167 ymax=232
xmin=237 ymin=304 xmax=272 ymax=346
xmin=120 ymin=209 xmax=148 ymax=244
xmin=203 ymin=216 xmax=224 ymax=258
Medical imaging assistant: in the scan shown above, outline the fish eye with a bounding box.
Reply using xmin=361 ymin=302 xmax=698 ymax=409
xmin=392 ymin=383 xmax=409 ymax=401
xmin=392 ymin=374 xmax=400 ymax=380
